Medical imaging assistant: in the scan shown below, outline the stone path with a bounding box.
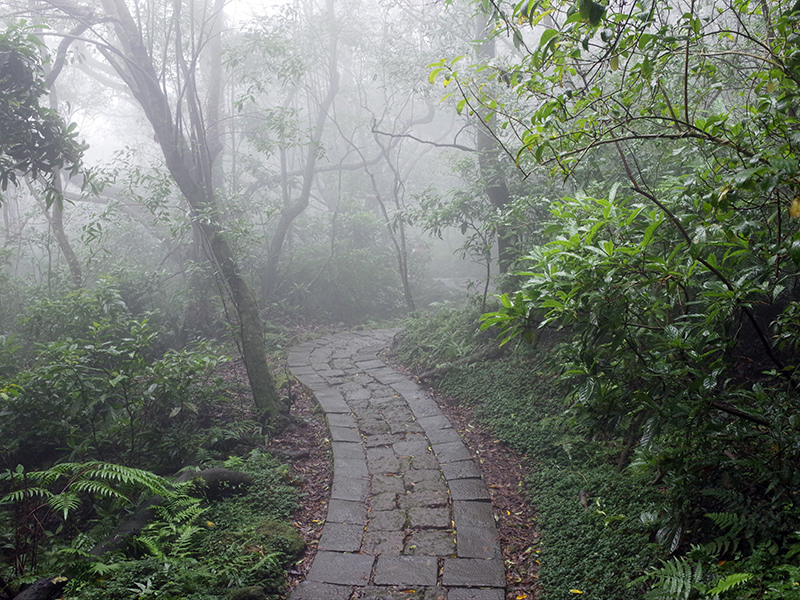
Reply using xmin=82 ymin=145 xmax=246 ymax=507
xmin=287 ymin=329 xmax=505 ymax=600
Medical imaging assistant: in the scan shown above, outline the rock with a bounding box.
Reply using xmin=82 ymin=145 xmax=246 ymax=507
xmin=226 ymin=586 xmax=266 ymax=600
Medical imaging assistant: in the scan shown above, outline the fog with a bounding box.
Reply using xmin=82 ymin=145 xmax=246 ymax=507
xmin=1 ymin=0 xmax=507 ymax=332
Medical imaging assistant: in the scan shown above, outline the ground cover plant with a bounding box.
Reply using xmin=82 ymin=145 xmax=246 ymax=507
xmin=395 ymin=297 xmax=800 ymax=598
xmin=0 ymin=284 xmax=305 ymax=600
xmin=394 ymin=309 xmax=662 ymax=599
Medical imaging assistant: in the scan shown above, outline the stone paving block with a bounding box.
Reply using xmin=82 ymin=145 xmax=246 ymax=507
xmin=289 ymin=580 xmax=353 ymax=600
xmin=331 ymin=476 xmax=369 ymax=502
xmin=389 ymin=380 xmax=422 ymax=395
xmin=389 ymin=420 xmax=424 ymax=435
xmin=297 ymin=373 xmax=325 ymax=387
xmin=442 ymin=558 xmax=505 ymax=588
xmin=404 ymin=469 xmax=443 ymax=484
xmin=456 ymin=526 xmax=501 ymax=558
xmin=327 ymin=413 xmax=358 ymax=428
xmin=360 ymin=408 xmax=387 ymax=422
xmin=408 ymin=505 xmax=451 ymax=529
xmin=447 ymin=588 xmax=505 ymax=600
xmin=326 ymin=498 xmax=367 ymax=524
xmin=316 ymin=395 xmax=352 ymax=414
xmin=453 ymin=501 xmax=495 ymax=528
xmin=353 ymin=373 xmax=375 ymax=386
xmin=426 ymin=427 xmax=463 ymax=445
xmin=345 ymin=387 xmax=373 ymax=402
xmin=374 ymin=372 xmax=409 ymax=385
xmin=361 ymin=419 xmax=392 ymax=435
xmin=286 ymin=353 xmax=312 ymax=370
xmin=307 ymin=551 xmax=374 ymax=586
xmin=411 ymin=478 xmax=449 ymax=495
xmin=318 ymin=522 xmax=364 ymax=552
xmin=364 ymin=433 xmax=403 ymax=448
xmin=359 ymin=586 xmax=446 ymax=600
xmin=367 ymin=448 xmax=402 ymax=474
xmin=417 ymin=414 xmax=453 ymax=431
xmin=399 ymin=490 xmax=449 ymax=509
xmin=334 ymin=457 xmax=368 ymax=478
xmin=374 ymin=556 xmax=438 ymax=586
xmin=399 ymin=454 xmax=440 ymax=470
xmin=449 ymin=479 xmax=490 ymax=501
xmin=441 ymin=460 xmax=482 ymax=481
xmin=404 ymin=529 xmax=456 ymax=556
xmin=330 ymin=426 xmax=362 ymax=443
xmin=393 ymin=439 xmax=431 ymax=457
xmin=369 ymin=395 xmax=397 ymax=407
xmin=370 ymin=491 xmax=399 ymax=511
xmin=363 ymin=530 xmax=404 ymax=555
xmin=371 ymin=474 xmax=405 ymax=495
xmin=367 ymin=510 xmax=406 ymax=532
xmin=355 ymin=359 xmax=385 ymax=370
xmin=406 ymin=399 xmax=444 ymax=419
xmin=289 ymin=331 xmax=505 ymax=597
xmin=332 ymin=442 xmax=366 ymax=461
xmin=316 ymin=368 xmax=346 ymax=377
xmin=432 ymin=441 xmax=472 ymax=463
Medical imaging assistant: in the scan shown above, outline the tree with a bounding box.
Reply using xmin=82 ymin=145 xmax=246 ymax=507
xmin=435 ymin=0 xmax=800 ymax=593
xmin=0 ymin=23 xmax=83 ymax=202
xmin=23 ymin=0 xmax=284 ymax=422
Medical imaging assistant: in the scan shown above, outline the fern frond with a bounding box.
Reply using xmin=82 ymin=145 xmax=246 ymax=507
xmin=47 ymin=491 xmax=81 ymax=520
xmin=0 ymin=486 xmax=53 ymax=504
xmin=70 ymin=479 xmax=130 ymax=502
xmin=646 ymin=557 xmax=705 ymax=600
xmin=707 ymin=572 xmax=752 ymax=596
xmin=706 ymin=512 xmax=746 ymax=536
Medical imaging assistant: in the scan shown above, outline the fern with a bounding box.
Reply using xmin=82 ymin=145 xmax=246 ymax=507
xmin=645 ymin=556 xmax=706 ymax=600
xmin=706 ymin=512 xmax=747 ymax=538
xmin=707 ymin=573 xmax=753 ymax=596
xmin=1 ymin=461 xmax=173 ymax=521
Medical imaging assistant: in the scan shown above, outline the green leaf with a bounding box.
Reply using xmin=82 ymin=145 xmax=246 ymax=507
xmin=539 ymin=28 xmax=559 ymax=49
xmin=579 ymin=0 xmax=606 ymax=26
xmin=706 ymin=572 xmax=753 ymax=595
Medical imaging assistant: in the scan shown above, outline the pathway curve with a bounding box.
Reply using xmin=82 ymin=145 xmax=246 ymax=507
xmin=287 ymin=329 xmax=505 ymax=600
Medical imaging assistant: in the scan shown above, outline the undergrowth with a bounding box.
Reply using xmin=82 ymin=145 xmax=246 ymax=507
xmin=395 ymin=307 xmax=662 ymax=600
xmin=61 ymin=451 xmax=302 ymax=600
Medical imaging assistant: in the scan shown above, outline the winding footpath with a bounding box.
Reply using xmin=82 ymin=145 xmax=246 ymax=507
xmin=287 ymin=329 xmax=505 ymax=600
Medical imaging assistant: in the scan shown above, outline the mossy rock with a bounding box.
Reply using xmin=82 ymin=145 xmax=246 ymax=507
xmin=255 ymin=518 xmax=305 ymax=558
xmin=227 ymin=586 xmax=266 ymax=600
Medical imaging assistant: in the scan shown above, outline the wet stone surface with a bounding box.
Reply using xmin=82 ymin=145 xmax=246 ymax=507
xmin=287 ymin=330 xmax=504 ymax=600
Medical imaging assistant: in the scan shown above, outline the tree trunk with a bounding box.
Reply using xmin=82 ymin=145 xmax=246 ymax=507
xmin=475 ymin=17 xmax=515 ymax=281
xmin=92 ymin=0 xmax=282 ymax=422
xmin=263 ymin=0 xmax=339 ymax=301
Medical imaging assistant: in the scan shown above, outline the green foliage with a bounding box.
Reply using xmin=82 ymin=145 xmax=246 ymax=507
xmin=429 ymin=2 xmax=800 ymax=595
xmin=280 ymin=200 xmax=416 ymax=323
xmin=0 ymin=284 xmax=231 ymax=471
xmin=66 ymin=451 xmax=301 ymax=600
xmin=393 ymin=303 xmax=490 ymax=372
xmin=395 ymin=308 xmax=661 ymax=599
xmin=0 ymin=23 xmax=84 ymax=199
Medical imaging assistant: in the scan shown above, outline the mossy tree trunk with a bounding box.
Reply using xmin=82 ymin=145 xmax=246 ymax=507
xmin=88 ymin=0 xmax=282 ymax=421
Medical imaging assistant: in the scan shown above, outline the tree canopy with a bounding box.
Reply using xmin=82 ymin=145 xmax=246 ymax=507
xmin=0 ymin=24 xmax=83 ymax=198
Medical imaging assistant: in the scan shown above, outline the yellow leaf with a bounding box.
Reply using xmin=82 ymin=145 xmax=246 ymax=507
xmin=570 ymin=590 xmax=584 ymax=594
xmin=790 ymin=198 xmax=800 ymax=218
xmin=610 ymin=55 xmax=619 ymax=71
xmin=516 ymin=595 xmax=528 ymax=599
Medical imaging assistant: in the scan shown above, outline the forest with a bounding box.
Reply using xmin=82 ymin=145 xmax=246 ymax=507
xmin=0 ymin=0 xmax=798 ymax=599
